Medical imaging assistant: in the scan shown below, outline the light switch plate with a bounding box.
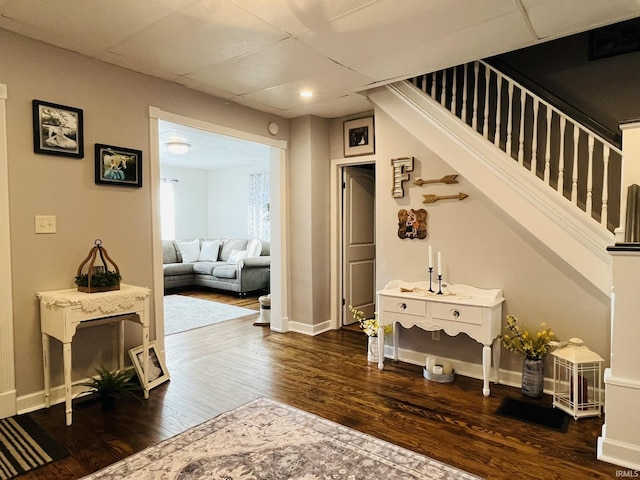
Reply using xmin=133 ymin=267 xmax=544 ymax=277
xmin=35 ymin=215 xmax=56 ymax=234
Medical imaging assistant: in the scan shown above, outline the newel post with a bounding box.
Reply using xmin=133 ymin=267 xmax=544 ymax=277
xmin=616 ymin=119 xmax=640 ymax=242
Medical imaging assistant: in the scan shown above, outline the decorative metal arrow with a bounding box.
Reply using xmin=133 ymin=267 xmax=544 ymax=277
xmin=414 ymin=174 xmax=459 ymax=186
xmin=422 ymin=192 xmax=469 ymax=204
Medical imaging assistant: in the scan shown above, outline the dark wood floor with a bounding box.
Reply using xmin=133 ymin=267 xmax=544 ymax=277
xmin=21 ymin=290 xmax=619 ymax=479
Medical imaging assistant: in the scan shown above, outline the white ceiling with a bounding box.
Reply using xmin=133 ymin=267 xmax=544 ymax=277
xmin=1 ymin=0 xmax=639 ymax=120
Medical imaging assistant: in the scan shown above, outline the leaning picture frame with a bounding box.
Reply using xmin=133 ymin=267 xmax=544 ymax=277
xmin=32 ymin=99 xmax=84 ymax=158
xmin=95 ymin=143 xmax=143 ymax=187
xmin=129 ymin=341 xmax=170 ymax=392
xmin=344 ymin=116 xmax=375 ymax=157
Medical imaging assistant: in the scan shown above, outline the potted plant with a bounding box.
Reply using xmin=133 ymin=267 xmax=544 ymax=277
xmin=348 ymin=305 xmax=392 ymax=362
xmin=498 ymin=315 xmax=556 ymax=398
xmin=79 ymin=365 xmax=142 ymax=412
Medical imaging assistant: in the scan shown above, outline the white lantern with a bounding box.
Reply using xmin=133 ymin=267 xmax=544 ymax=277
xmin=551 ymin=338 xmax=604 ymax=420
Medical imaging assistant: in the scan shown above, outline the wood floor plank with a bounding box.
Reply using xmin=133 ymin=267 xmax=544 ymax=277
xmin=20 ymin=290 xmax=619 ymax=479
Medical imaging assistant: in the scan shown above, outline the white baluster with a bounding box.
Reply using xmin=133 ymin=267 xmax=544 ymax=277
xmin=461 ymin=64 xmax=468 ymax=123
xmin=430 ymin=72 xmax=436 ymax=98
xmin=531 ymin=99 xmax=539 ymax=175
xmin=483 ymin=66 xmax=490 ymax=139
xmin=602 ymin=145 xmax=610 ymax=227
xmin=558 ymin=116 xmax=566 ymax=194
xmin=506 ymin=82 xmax=514 ymax=157
xmin=421 ymin=75 xmax=428 ymax=94
xmin=494 ymin=72 xmax=502 ymax=147
xmin=441 ymin=69 xmax=447 ymax=107
xmin=544 ymin=107 xmax=552 ymax=183
xmin=518 ymin=89 xmax=526 ymax=165
xmin=472 ymin=62 xmax=479 ymax=131
xmin=586 ymin=135 xmax=595 ymax=216
xmin=572 ymin=128 xmax=579 ymax=204
xmin=451 ymin=67 xmax=457 ymax=115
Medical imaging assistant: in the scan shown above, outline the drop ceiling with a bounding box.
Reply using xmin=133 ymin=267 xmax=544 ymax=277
xmin=1 ymin=0 xmax=638 ymax=120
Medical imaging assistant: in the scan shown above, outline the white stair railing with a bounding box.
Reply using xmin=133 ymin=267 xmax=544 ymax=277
xmin=410 ymin=61 xmax=622 ymax=233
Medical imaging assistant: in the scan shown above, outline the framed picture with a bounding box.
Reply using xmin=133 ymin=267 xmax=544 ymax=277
xmin=95 ymin=143 xmax=142 ymax=187
xmin=344 ymin=116 xmax=375 ymax=157
xmin=32 ymin=100 xmax=84 ymax=158
xmin=129 ymin=341 xmax=170 ymax=391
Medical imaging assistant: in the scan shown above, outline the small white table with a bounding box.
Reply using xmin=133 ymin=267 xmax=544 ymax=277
xmin=37 ymin=284 xmax=151 ymax=425
xmin=376 ymin=280 xmax=504 ymax=396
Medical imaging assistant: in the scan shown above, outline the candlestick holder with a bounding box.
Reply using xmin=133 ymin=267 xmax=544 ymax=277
xmin=428 ymin=267 xmax=434 ymax=292
xmin=437 ymin=275 xmax=443 ymax=295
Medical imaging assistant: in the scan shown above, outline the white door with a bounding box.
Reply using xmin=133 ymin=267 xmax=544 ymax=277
xmin=342 ymin=165 xmax=375 ymax=325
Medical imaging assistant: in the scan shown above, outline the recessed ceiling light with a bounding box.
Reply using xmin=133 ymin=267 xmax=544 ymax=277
xmin=299 ymin=90 xmax=314 ymax=98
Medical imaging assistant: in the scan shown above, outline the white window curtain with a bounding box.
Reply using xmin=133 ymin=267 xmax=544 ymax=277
xmin=160 ymin=178 xmax=176 ymax=240
xmin=248 ymin=172 xmax=270 ymax=241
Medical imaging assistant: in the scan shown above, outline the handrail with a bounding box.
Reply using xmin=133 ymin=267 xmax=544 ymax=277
xmin=409 ymin=61 xmax=622 ymax=233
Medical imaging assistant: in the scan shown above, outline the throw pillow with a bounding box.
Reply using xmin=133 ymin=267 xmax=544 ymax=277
xmin=227 ymin=249 xmax=248 ymax=264
xmin=246 ymin=239 xmax=262 ymax=257
xmin=199 ymin=240 xmax=220 ymax=262
xmin=176 ymin=239 xmax=200 ymax=263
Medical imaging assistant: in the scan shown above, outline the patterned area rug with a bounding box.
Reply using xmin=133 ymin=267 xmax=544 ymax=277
xmin=164 ymin=295 xmax=256 ymax=335
xmin=0 ymin=415 xmax=68 ymax=480
xmin=80 ymin=398 xmax=482 ymax=479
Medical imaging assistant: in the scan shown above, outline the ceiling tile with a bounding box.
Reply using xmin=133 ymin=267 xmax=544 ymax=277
xmin=108 ymin=0 xmax=287 ymax=75
xmin=185 ymin=37 xmax=342 ymax=95
xmin=284 ymin=93 xmax=373 ymax=118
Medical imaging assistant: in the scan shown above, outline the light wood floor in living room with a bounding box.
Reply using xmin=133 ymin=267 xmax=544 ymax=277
xmin=23 ymin=290 xmax=618 ymax=479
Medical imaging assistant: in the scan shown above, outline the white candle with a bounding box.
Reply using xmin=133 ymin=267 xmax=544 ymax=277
xmin=442 ymin=361 xmax=453 ymax=375
xmin=426 ymin=356 xmax=436 ymax=371
xmin=437 ymin=252 xmax=442 ymax=275
xmin=433 ymin=365 xmax=444 ymax=375
xmin=428 ymin=245 xmax=433 ymax=269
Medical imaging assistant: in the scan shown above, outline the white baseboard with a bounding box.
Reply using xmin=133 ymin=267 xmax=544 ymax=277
xmin=0 ymin=390 xmax=16 ymax=418
xmin=288 ymin=319 xmax=332 ymax=336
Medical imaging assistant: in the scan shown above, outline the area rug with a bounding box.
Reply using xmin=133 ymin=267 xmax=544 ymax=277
xmin=496 ymin=397 xmax=570 ymax=433
xmin=164 ymin=295 xmax=256 ymax=335
xmin=0 ymin=415 xmax=68 ymax=480
xmin=80 ymin=397 xmax=482 ymax=479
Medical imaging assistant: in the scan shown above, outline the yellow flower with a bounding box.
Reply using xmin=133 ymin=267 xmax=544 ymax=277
xmin=496 ymin=315 xmax=555 ymax=361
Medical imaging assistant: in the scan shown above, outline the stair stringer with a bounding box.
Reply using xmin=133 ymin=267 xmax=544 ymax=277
xmin=368 ymin=81 xmax=613 ymax=296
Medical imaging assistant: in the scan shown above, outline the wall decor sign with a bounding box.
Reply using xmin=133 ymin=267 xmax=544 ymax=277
xmin=344 ymin=116 xmax=375 ymax=157
xmin=95 ymin=143 xmax=142 ymax=188
xmin=391 ymin=156 xmax=414 ymax=198
xmin=32 ymin=100 xmax=84 ymax=158
xmin=397 ymin=208 xmax=427 ymax=239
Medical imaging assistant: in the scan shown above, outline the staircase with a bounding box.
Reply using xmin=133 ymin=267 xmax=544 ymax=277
xmin=367 ymin=60 xmax=621 ymax=296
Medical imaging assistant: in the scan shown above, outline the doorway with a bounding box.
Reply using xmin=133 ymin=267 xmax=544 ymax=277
xmin=148 ymin=107 xmax=288 ymax=355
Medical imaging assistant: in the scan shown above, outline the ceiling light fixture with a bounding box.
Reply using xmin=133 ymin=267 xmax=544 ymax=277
xmin=299 ymin=90 xmax=314 ymax=98
xmin=166 ymin=141 xmax=191 ymax=155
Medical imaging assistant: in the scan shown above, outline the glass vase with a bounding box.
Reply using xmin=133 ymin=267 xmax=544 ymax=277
xmin=522 ymin=358 xmax=544 ymax=398
xmin=367 ymin=336 xmax=379 ymax=362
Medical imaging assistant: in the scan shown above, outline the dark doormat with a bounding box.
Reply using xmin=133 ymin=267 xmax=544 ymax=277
xmin=496 ymin=397 xmax=570 ymax=433
xmin=0 ymin=415 xmax=68 ymax=479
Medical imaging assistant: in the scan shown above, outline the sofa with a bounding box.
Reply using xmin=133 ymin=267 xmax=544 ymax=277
xmin=162 ymin=238 xmax=270 ymax=295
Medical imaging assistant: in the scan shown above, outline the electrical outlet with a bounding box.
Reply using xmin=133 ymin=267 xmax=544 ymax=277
xmin=432 ymin=331 xmax=440 ymax=341
xmin=35 ymin=215 xmax=56 ymax=234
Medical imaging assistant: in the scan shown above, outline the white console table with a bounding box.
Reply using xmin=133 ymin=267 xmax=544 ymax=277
xmin=376 ymin=280 xmax=504 ymax=396
xmin=37 ymin=284 xmax=151 ymax=425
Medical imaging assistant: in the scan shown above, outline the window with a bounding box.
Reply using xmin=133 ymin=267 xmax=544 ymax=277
xmin=247 ymin=172 xmax=270 ymax=241
xmin=160 ymin=178 xmax=176 ymax=240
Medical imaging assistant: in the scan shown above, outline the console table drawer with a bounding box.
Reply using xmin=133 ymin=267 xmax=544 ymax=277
xmin=381 ymin=297 xmax=426 ymax=317
xmin=431 ymin=303 xmax=482 ymax=325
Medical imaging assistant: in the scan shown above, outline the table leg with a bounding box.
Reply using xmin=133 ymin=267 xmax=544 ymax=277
xmin=377 ymin=326 xmax=385 ymax=370
xmin=492 ymin=337 xmax=501 ymax=385
xmin=393 ymin=323 xmax=399 ymax=361
xmin=482 ymin=345 xmax=491 ymax=396
xmin=63 ymin=342 xmax=72 ymax=426
xmin=117 ymin=320 xmax=125 ymax=371
xmin=42 ymin=334 xmax=51 ymax=408
xmin=142 ymin=324 xmax=149 ymax=399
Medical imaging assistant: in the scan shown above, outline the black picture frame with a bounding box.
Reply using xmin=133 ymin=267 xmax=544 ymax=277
xmin=32 ymin=100 xmax=84 ymax=158
xmin=95 ymin=143 xmax=142 ymax=188
xmin=344 ymin=116 xmax=375 ymax=157
xmin=129 ymin=341 xmax=170 ymax=392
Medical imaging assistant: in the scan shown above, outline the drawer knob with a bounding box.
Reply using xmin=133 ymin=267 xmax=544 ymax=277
xmin=452 ymin=309 xmax=460 ymax=318
xmin=399 ymin=302 xmax=407 ymax=310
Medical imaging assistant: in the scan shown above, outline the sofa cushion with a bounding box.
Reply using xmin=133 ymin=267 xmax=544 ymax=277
xmin=220 ymin=239 xmax=248 ymax=262
xmin=212 ymin=264 xmax=238 ymax=279
xmin=176 ymin=239 xmax=200 ymax=263
xmin=227 ymin=249 xmax=248 ymax=264
xmin=163 ymin=263 xmax=194 ymax=276
xmin=193 ymin=261 xmax=225 ymax=275
xmin=246 ymin=239 xmax=262 ymax=257
xmin=199 ymin=239 xmax=220 ymax=262
xmin=162 ymin=240 xmax=178 ymax=264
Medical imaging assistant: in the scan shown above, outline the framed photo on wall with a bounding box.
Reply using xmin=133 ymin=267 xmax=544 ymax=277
xmin=95 ymin=143 xmax=143 ymax=187
xmin=32 ymin=100 xmax=84 ymax=158
xmin=344 ymin=116 xmax=375 ymax=157
xmin=129 ymin=341 xmax=170 ymax=392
